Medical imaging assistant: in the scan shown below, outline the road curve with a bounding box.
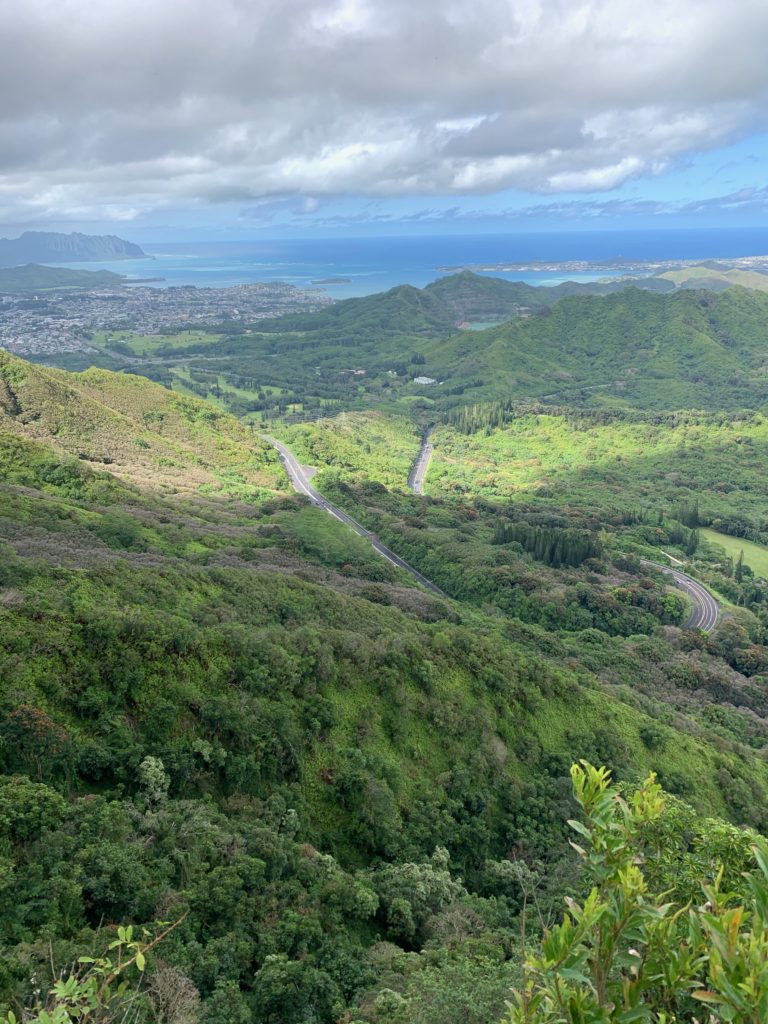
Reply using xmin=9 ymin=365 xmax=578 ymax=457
xmin=408 ymin=427 xmax=434 ymax=495
xmin=640 ymin=558 xmax=720 ymax=632
xmin=264 ymin=437 xmax=719 ymax=628
xmin=263 ymin=435 xmax=449 ymax=599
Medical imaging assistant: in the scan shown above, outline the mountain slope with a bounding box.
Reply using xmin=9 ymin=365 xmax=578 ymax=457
xmin=425 ymin=285 xmax=768 ymax=409
xmin=6 ymin=349 xmax=768 ymax=1020
xmin=0 ymin=230 xmax=147 ymax=266
xmin=0 ymin=264 xmax=126 ymax=292
xmin=0 ymin=352 xmax=283 ymax=496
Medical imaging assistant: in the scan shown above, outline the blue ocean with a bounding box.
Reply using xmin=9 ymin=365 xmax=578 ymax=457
xmin=54 ymin=228 xmax=768 ymax=298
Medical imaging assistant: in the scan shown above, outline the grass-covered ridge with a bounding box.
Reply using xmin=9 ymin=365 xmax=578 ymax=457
xmin=0 ymin=263 xmax=126 ymax=292
xmin=0 ymin=351 xmax=284 ymax=498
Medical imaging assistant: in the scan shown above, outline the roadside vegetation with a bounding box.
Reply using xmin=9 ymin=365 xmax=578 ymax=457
xmin=7 ymin=272 xmax=768 ymax=1020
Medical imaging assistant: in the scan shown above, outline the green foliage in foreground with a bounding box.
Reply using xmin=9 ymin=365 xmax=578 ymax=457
xmin=10 ymin=765 xmax=768 ymax=1024
xmin=1 ymin=922 xmax=181 ymax=1024
xmin=509 ymin=763 xmax=768 ymax=1023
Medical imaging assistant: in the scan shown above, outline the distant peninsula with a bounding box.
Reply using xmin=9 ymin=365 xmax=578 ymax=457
xmin=0 ymin=264 xmax=127 ymax=293
xmin=0 ymin=231 xmax=149 ymax=267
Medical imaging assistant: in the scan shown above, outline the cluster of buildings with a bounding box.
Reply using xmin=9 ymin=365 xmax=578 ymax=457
xmin=0 ymin=282 xmax=333 ymax=356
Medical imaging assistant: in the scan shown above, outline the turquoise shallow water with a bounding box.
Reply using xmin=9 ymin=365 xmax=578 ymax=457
xmin=50 ymin=228 xmax=768 ymax=298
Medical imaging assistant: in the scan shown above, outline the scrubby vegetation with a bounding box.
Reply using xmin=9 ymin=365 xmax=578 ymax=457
xmin=508 ymin=762 xmax=768 ymax=1023
xmin=9 ymin=271 xmax=768 ymax=1021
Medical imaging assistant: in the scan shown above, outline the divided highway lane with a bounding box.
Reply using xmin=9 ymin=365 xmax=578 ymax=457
xmin=640 ymin=559 xmax=720 ymax=632
xmin=266 ymin=436 xmax=720 ymax=630
xmin=264 ymin=436 xmax=448 ymax=599
xmin=408 ymin=427 xmax=433 ymax=495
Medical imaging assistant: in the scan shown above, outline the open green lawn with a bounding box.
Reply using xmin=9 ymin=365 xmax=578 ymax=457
xmin=93 ymin=329 xmax=221 ymax=355
xmin=701 ymin=528 xmax=768 ymax=579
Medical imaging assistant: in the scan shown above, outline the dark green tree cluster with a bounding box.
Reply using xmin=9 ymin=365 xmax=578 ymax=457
xmin=492 ymin=521 xmax=602 ymax=568
xmin=443 ymin=400 xmax=515 ymax=435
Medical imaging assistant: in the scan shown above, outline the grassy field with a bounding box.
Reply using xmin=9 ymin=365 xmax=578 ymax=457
xmin=425 ymin=411 xmax=768 ymax=522
xmin=94 ymin=329 xmax=221 ymax=355
xmin=701 ymin=528 xmax=768 ymax=579
xmin=660 ymin=267 xmax=768 ymax=292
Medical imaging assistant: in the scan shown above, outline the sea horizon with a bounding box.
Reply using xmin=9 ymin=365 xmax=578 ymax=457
xmin=49 ymin=226 xmax=768 ymax=298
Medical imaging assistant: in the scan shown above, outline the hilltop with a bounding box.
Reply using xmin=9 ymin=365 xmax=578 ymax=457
xmin=0 ymin=351 xmax=282 ymax=497
xmin=0 ymin=230 xmax=147 ymax=266
xmin=425 ymin=269 xmax=675 ymax=320
xmin=257 ymin=281 xmax=458 ymax=337
xmin=0 ymin=263 xmax=127 ymax=292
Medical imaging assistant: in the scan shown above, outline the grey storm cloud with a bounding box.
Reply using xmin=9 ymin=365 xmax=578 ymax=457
xmin=1 ymin=0 xmax=768 ymax=222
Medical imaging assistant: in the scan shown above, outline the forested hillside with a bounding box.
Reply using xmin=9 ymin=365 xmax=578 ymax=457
xmin=4 ymin=352 xmax=768 ymax=1021
xmin=8 ymin=274 xmax=768 ymax=1022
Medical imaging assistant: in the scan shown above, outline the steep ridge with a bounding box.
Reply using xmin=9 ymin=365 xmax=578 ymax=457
xmin=0 ymin=352 xmax=283 ymax=496
xmin=0 ymin=230 xmax=147 ymax=265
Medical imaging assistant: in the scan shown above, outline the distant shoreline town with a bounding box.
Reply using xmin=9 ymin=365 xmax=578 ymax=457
xmin=0 ymin=281 xmax=332 ymax=357
xmin=438 ymin=254 xmax=768 ymax=275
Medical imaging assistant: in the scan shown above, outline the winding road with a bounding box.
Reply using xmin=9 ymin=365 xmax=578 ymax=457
xmin=266 ymin=435 xmax=720 ymax=631
xmin=640 ymin=559 xmax=720 ymax=632
xmin=408 ymin=427 xmax=433 ymax=495
xmin=264 ymin=436 xmax=448 ymax=599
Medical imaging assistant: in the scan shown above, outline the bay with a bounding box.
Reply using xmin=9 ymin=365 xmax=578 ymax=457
xmin=49 ymin=227 xmax=768 ymax=299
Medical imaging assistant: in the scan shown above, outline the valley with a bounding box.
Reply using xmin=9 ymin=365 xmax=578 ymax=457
xmin=4 ymin=269 xmax=768 ymax=1022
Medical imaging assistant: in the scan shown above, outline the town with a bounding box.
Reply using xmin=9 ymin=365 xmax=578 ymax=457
xmin=0 ymin=281 xmax=334 ymax=356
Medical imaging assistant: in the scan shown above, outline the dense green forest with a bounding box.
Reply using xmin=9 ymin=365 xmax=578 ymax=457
xmin=8 ymin=273 xmax=768 ymax=1021
xmin=33 ymin=273 xmax=768 ymax=422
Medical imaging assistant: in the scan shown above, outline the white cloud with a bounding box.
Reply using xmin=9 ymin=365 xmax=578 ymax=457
xmin=0 ymin=0 xmax=767 ymax=224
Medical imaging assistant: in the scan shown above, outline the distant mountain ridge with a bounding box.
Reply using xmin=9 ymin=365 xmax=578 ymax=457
xmin=0 ymin=231 xmax=148 ymax=267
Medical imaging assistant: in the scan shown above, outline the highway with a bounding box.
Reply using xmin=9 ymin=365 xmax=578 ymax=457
xmin=263 ymin=436 xmax=449 ymax=599
xmin=264 ymin=437 xmax=719 ymax=630
xmin=640 ymin=558 xmax=720 ymax=632
xmin=408 ymin=427 xmax=433 ymax=495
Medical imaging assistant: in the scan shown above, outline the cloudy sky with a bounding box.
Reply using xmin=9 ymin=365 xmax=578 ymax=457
xmin=2 ymin=0 xmax=768 ymax=238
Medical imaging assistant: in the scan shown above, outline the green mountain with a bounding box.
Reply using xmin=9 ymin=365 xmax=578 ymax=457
xmin=415 ymin=285 xmax=768 ymax=410
xmin=424 ymin=269 xmax=674 ymax=320
xmin=258 ymin=281 xmax=459 ymax=336
xmin=0 ymin=351 xmax=282 ymax=497
xmin=100 ymin=277 xmax=768 ymax=422
xmin=0 ymin=263 xmax=127 ymax=292
xmin=5 ymin=353 xmax=768 ymax=1020
xmin=0 ymin=230 xmax=147 ymax=266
